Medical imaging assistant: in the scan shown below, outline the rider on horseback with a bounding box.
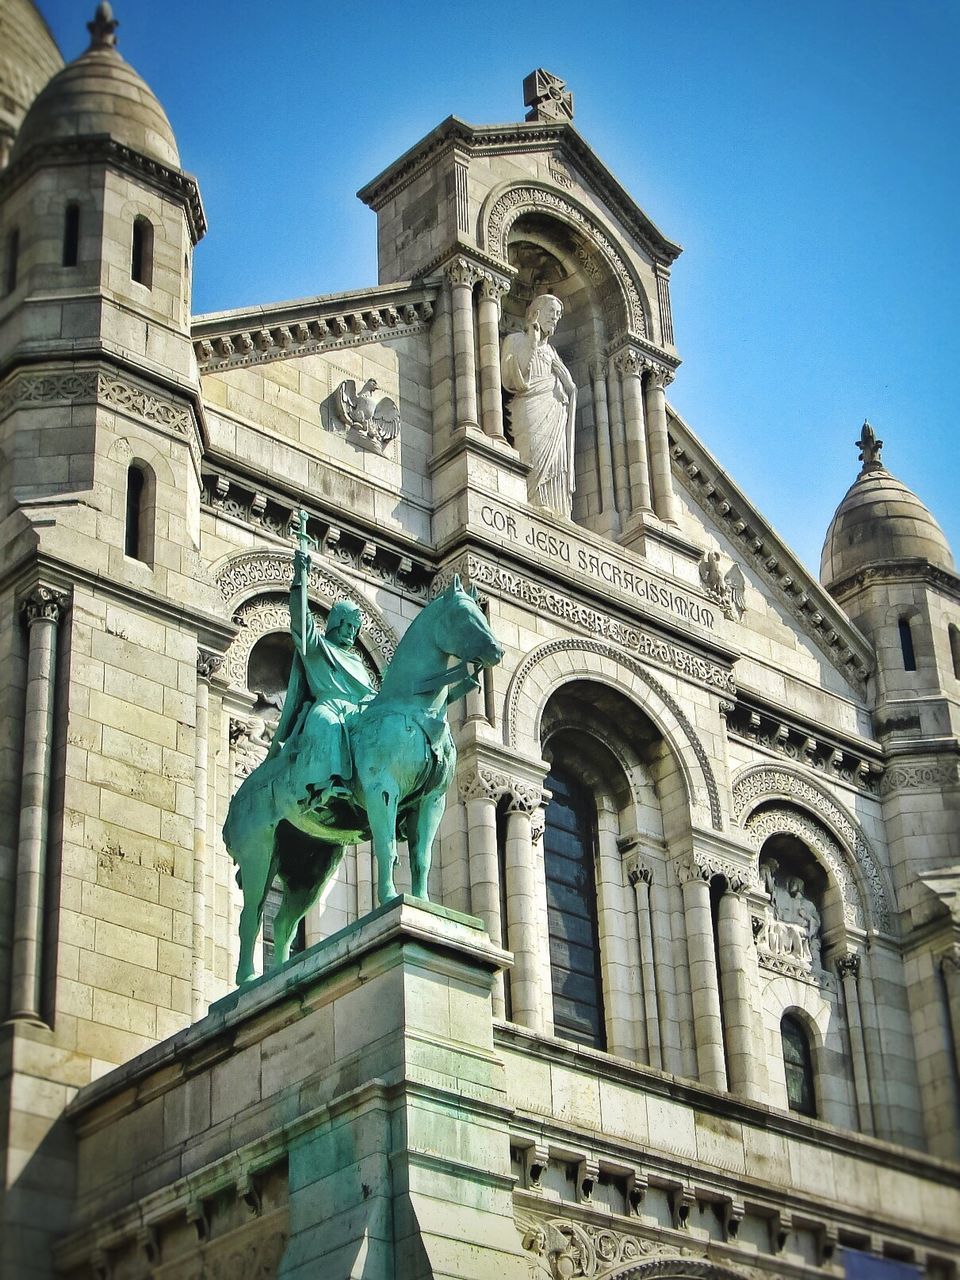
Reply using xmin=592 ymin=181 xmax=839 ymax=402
xmin=266 ymin=549 xmax=375 ymax=812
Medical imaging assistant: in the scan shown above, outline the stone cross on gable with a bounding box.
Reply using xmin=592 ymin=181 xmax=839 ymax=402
xmin=523 ymin=69 xmax=574 ymax=124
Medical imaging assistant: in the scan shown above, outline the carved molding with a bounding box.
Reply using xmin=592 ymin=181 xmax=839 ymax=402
xmin=733 ymin=766 xmax=889 ymax=931
xmin=505 ymin=637 xmax=723 ymax=831
xmin=515 ymin=1209 xmax=701 ymax=1280
xmin=483 ymin=183 xmax=648 ymax=337
xmin=0 ymin=368 xmax=193 ymax=437
xmin=452 ymin=554 xmax=734 ymax=695
xmin=880 ymin=758 xmax=960 ymax=796
xmin=20 ymin=585 xmax=69 ymax=626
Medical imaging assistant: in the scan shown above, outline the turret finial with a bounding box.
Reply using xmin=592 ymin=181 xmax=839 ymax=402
xmin=87 ymin=3 xmax=119 ymax=50
xmin=523 ymin=70 xmax=574 ymax=124
xmin=856 ymin=420 xmax=883 ymax=472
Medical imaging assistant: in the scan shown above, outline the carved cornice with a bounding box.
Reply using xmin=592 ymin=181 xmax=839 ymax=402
xmin=723 ymin=697 xmax=883 ymax=796
xmin=505 ymin=635 xmax=724 ymax=831
xmin=202 ymin=475 xmax=433 ymax=598
xmin=828 ymin=558 xmax=960 ymax=606
xmin=669 ymin=415 xmax=873 ymax=691
xmin=450 ymin=553 xmax=735 ymax=696
xmin=192 ymin=286 xmax=437 ymax=376
xmin=482 ymin=182 xmax=648 ymax=337
xmin=20 ymin=584 xmax=68 ymax=626
xmin=0 ymin=134 xmax=206 ymax=243
xmin=733 ymin=766 xmax=890 ymax=932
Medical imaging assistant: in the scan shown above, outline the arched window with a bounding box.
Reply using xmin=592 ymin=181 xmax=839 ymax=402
xmin=898 ymin=616 xmax=917 ymax=671
xmin=4 ymin=227 xmax=18 ymax=295
xmin=125 ymin=465 xmax=145 ymax=558
xmin=131 ymin=215 xmax=154 ymax=287
xmin=949 ymin=624 xmax=960 ymax=680
xmin=62 ymin=202 xmax=80 ymax=267
xmin=781 ymin=1014 xmax=816 ymax=1117
xmin=543 ymin=765 xmax=606 ymax=1050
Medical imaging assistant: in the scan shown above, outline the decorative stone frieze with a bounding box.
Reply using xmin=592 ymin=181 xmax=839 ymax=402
xmin=0 ymin=369 xmax=193 ymax=436
xmin=483 ymin=184 xmax=648 ymax=337
xmin=447 ymin=554 xmax=735 ymax=695
xmin=505 ymin=636 xmax=724 ymax=831
xmin=733 ymin=766 xmax=890 ymax=931
xmin=192 ymin=292 xmax=436 ymax=374
xmin=880 ymin=759 xmax=960 ymax=796
xmin=514 ymin=1209 xmax=696 ymax=1278
xmin=20 ymin=585 xmax=68 ymax=626
xmin=724 ymin=701 xmax=883 ymax=795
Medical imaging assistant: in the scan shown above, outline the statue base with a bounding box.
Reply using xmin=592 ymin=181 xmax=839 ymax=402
xmin=57 ymin=898 xmax=529 ymax=1280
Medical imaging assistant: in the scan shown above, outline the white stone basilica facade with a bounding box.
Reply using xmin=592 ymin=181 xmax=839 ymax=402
xmin=0 ymin=6 xmax=958 ymax=1279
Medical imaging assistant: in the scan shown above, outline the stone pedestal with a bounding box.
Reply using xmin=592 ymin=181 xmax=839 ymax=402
xmin=56 ymin=898 xmax=529 ymax=1280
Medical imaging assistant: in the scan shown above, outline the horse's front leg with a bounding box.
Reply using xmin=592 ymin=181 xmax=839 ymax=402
xmin=364 ymin=781 xmax=401 ymax=905
xmin=408 ymin=789 xmax=446 ymax=902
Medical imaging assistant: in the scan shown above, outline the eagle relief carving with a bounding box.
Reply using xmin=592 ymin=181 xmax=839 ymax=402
xmin=698 ymin=550 xmax=746 ymax=621
xmin=334 ymin=378 xmax=401 ymax=452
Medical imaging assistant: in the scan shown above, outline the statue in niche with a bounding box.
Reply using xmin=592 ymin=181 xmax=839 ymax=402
xmin=501 ymin=293 xmax=577 ymax=518
xmin=757 ymin=856 xmax=823 ymax=971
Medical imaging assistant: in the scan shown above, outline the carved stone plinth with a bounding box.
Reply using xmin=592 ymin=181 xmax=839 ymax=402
xmin=57 ymin=898 xmax=528 ymax=1280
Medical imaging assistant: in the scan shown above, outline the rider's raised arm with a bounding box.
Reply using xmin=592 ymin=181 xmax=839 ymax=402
xmin=289 ymin=549 xmax=319 ymax=655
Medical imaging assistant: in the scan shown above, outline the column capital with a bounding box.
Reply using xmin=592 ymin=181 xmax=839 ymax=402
xmin=477 ymin=271 xmax=511 ymax=302
xmin=20 ymin=584 xmax=69 ymax=627
xmin=197 ymin=649 xmax=224 ymax=682
xmin=939 ymin=942 xmax=960 ymax=975
xmin=590 ymin=358 xmax=608 ymax=380
xmin=677 ymin=851 xmax=752 ymax=893
xmin=445 ymin=255 xmax=484 ymax=289
xmin=626 ymin=855 xmax=654 ymax=887
xmin=506 ymin=780 xmax=545 ymax=815
xmin=836 ymin=951 xmax=861 ymax=981
xmin=614 ymin=347 xmax=645 ymax=378
xmin=645 ymin=361 xmax=675 ymax=390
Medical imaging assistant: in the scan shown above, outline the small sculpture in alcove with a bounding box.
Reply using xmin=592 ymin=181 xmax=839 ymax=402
xmin=501 ymin=293 xmax=578 ymax=518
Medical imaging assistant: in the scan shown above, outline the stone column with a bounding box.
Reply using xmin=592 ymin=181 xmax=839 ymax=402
xmin=644 ymin=364 xmax=680 ymax=524
xmin=678 ymin=860 xmax=727 ymax=1090
xmin=615 ymin=348 xmax=652 ymax=511
xmin=193 ymin=651 xmax=222 ymax=1020
xmin=606 ymin=360 xmax=629 ymax=516
xmin=459 ymin=766 xmax=505 ymax=1016
xmin=446 ymin=256 xmax=481 ymax=431
xmin=838 ymin=953 xmax=874 ymax=1135
xmin=477 ymin=273 xmax=510 ymax=438
xmin=10 ymin=586 xmax=68 ymax=1023
xmin=717 ymin=881 xmax=766 ymax=1101
xmin=590 ymin=360 xmax=618 ymax=531
xmin=504 ymin=784 xmax=547 ymax=1034
xmin=627 ymin=859 xmax=662 ymax=1070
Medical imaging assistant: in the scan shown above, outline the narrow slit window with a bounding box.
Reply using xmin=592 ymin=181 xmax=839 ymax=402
xmin=781 ymin=1014 xmax=816 ymax=1117
xmin=125 ymin=465 xmax=145 ymax=559
xmin=898 ymin=617 xmax=917 ymax=671
xmin=949 ymin=624 xmax=960 ymax=679
xmin=131 ymin=216 xmax=153 ymax=287
xmin=62 ymin=202 xmax=80 ymax=267
xmin=4 ymin=227 xmax=19 ymax=294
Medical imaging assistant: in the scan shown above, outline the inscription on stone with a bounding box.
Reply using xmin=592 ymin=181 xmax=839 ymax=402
xmin=476 ymin=498 xmax=716 ymax=630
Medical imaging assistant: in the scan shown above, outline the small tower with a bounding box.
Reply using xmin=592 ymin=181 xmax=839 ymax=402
xmin=821 ymin=422 xmax=960 ymax=1158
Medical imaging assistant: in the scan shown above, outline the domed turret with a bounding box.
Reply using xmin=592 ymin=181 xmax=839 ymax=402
xmin=0 ymin=0 xmax=63 ymax=168
xmin=821 ymin=422 xmax=955 ymax=592
xmin=9 ymin=3 xmax=179 ymax=169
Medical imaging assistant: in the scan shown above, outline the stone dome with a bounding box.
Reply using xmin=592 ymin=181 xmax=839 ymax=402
xmin=0 ymin=0 xmax=64 ymax=167
xmin=9 ymin=3 xmax=179 ymax=170
xmin=820 ymin=424 xmax=955 ymax=588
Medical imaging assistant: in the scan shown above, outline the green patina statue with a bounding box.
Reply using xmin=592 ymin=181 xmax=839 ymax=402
xmin=223 ymin=514 xmax=503 ymax=984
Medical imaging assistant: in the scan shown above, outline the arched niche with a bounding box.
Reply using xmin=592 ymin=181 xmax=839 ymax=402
xmin=505 ymin=637 xmax=723 ymax=833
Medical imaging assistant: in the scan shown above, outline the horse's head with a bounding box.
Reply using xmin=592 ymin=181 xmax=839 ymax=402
xmin=437 ymin=575 xmax=503 ymax=669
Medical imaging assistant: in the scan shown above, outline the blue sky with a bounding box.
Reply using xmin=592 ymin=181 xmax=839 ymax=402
xmin=40 ymin=0 xmax=960 ymax=577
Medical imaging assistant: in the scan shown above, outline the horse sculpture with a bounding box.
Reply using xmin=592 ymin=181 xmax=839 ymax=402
xmin=223 ymin=573 xmax=502 ymax=984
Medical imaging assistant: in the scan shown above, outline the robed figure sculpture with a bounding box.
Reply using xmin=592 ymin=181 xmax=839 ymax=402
xmin=501 ymin=293 xmax=578 ymax=517
xmin=222 ymin=515 xmax=503 ymax=984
